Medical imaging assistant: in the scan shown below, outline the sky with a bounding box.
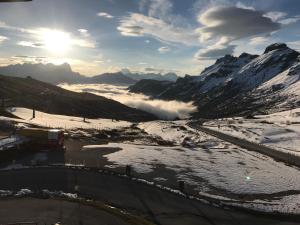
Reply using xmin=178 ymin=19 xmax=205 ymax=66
xmin=0 ymin=0 xmax=300 ymax=76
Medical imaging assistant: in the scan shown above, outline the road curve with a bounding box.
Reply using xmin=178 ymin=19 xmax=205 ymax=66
xmin=189 ymin=122 xmax=300 ymax=168
xmin=0 ymin=167 xmax=299 ymax=225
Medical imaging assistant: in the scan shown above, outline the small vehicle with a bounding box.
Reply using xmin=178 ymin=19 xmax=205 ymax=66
xmin=17 ymin=128 xmax=64 ymax=150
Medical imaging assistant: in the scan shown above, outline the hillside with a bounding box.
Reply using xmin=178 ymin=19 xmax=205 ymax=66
xmin=129 ymin=79 xmax=174 ymax=96
xmin=129 ymin=43 xmax=300 ymax=118
xmin=0 ymin=75 xmax=156 ymax=122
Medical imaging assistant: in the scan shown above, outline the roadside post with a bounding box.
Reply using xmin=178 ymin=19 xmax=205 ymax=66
xmin=125 ymin=165 xmax=131 ymax=176
xmin=178 ymin=181 xmax=185 ymax=193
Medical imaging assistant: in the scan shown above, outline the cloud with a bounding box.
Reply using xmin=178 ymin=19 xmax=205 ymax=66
xmin=197 ymin=6 xmax=281 ymax=43
xmin=118 ymin=13 xmax=199 ymax=46
xmin=235 ymin=2 xmax=255 ymax=10
xmin=279 ymin=16 xmax=300 ymax=25
xmin=195 ymin=44 xmax=235 ymax=60
xmin=95 ymin=60 xmax=105 ymax=64
xmin=264 ymin=11 xmax=287 ymax=22
xmin=97 ymin=12 xmax=114 ymax=19
xmin=0 ymin=20 xmax=96 ymax=51
xmin=72 ymin=38 xmax=96 ymax=48
xmin=10 ymin=55 xmax=48 ymax=64
xmin=0 ymin=35 xmax=8 ymax=44
xmin=144 ymin=67 xmax=157 ymax=72
xmin=0 ymin=55 xmax=50 ymax=66
xmin=158 ymin=46 xmax=171 ymax=53
xmin=287 ymin=40 xmax=300 ymax=52
xmin=141 ymin=67 xmax=180 ymax=75
xmin=193 ymin=5 xmax=285 ymax=61
xmin=148 ymin=0 xmax=173 ymax=17
xmin=78 ymin=29 xmax=90 ymax=37
xmin=125 ymin=98 xmax=196 ymax=120
xmin=59 ymin=83 xmax=197 ymax=120
xmin=140 ymin=0 xmax=173 ymax=18
xmin=263 ymin=11 xmax=300 ymax=25
xmin=17 ymin=41 xmax=44 ymax=48
xmin=117 ymin=24 xmax=144 ymax=37
xmin=249 ymin=36 xmax=270 ymax=46
xmin=119 ymin=0 xmax=197 ymax=46
xmin=194 ymin=36 xmax=234 ymax=60
xmin=13 ymin=55 xmax=46 ymax=59
xmin=20 ymin=28 xmax=96 ymax=49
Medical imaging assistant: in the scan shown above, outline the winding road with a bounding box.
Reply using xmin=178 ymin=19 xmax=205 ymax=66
xmin=0 ymin=167 xmax=299 ymax=225
xmin=189 ymin=122 xmax=300 ymax=167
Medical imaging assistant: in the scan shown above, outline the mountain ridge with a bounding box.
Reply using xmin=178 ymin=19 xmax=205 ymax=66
xmin=0 ymin=63 xmax=178 ymax=85
xmin=129 ymin=43 xmax=300 ymax=118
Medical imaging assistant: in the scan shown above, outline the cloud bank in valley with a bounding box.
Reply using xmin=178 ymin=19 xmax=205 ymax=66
xmin=59 ymin=83 xmax=197 ymax=120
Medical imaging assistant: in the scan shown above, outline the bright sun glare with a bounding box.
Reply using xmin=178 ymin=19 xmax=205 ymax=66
xmin=41 ymin=29 xmax=71 ymax=54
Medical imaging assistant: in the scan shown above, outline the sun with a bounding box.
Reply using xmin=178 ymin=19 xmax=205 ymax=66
xmin=40 ymin=29 xmax=71 ymax=54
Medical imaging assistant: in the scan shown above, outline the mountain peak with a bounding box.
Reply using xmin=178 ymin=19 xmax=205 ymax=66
xmin=54 ymin=62 xmax=72 ymax=72
xmin=238 ymin=52 xmax=258 ymax=59
xmin=215 ymin=54 xmax=236 ymax=64
xmin=264 ymin=43 xmax=288 ymax=54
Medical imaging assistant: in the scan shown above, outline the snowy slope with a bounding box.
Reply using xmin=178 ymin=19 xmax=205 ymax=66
xmin=101 ymin=139 xmax=300 ymax=195
xmin=258 ymin=60 xmax=300 ymax=101
xmin=233 ymin=44 xmax=299 ymax=91
xmin=138 ymin=120 xmax=217 ymax=146
xmin=196 ymin=53 xmax=257 ymax=93
xmin=6 ymin=107 xmax=132 ymax=130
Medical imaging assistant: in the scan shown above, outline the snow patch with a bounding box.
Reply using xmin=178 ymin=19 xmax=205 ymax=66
xmin=6 ymin=107 xmax=132 ymax=130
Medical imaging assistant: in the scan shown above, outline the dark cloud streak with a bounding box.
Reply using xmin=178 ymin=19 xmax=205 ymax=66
xmin=198 ymin=6 xmax=281 ymax=41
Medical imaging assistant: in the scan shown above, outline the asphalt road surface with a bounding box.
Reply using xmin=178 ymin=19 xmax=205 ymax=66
xmin=0 ymin=167 xmax=299 ymax=225
xmin=189 ymin=122 xmax=300 ymax=167
xmin=0 ymin=198 xmax=129 ymax=225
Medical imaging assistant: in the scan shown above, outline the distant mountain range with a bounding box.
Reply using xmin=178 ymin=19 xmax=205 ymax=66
xmin=0 ymin=63 xmax=85 ymax=84
xmin=0 ymin=63 xmax=178 ymax=85
xmin=129 ymin=43 xmax=300 ymax=118
xmin=122 ymin=70 xmax=178 ymax=82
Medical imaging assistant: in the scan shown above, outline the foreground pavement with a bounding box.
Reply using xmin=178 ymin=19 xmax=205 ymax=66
xmin=0 ymin=198 xmax=130 ymax=225
xmin=0 ymin=167 xmax=299 ymax=225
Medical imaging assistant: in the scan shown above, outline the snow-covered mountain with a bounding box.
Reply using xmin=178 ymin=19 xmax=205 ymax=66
xmin=129 ymin=43 xmax=300 ymax=118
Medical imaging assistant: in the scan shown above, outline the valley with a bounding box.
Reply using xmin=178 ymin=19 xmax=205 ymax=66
xmin=2 ymin=1 xmax=300 ymax=224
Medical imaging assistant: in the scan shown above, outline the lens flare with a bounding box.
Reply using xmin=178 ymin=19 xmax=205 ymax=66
xmin=41 ymin=29 xmax=71 ymax=54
